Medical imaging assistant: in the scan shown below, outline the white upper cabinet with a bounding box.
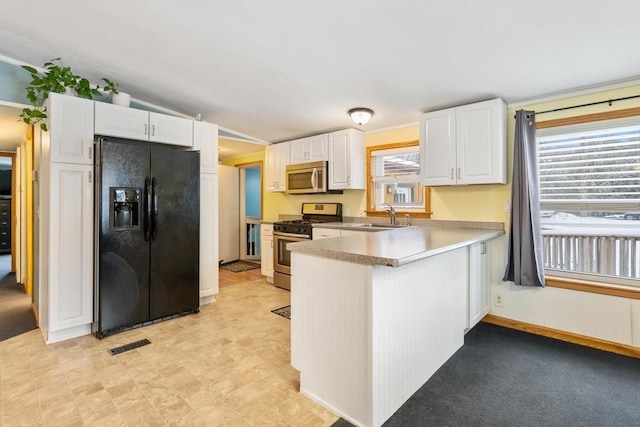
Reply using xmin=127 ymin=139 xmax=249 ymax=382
xmin=289 ymin=134 xmax=329 ymax=164
xmin=47 ymin=93 xmax=94 ymax=165
xmin=419 ymin=108 xmax=457 ymax=186
xmin=94 ymin=101 xmax=149 ymax=140
xmin=149 ymin=112 xmax=194 ymax=146
xmin=95 ymin=102 xmax=193 ymax=147
xmin=193 ymin=121 xmax=219 ymax=174
xmin=328 ymin=129 xmax=365 ymax=190
xmin=420 ymin=98 xmax=506 ymax=186
xmin=265 ymin=142 xmax=289 ymax=192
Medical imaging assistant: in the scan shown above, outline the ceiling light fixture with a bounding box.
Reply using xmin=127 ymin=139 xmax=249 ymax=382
xmin=348 ymin=108 xmax=374 ymax=126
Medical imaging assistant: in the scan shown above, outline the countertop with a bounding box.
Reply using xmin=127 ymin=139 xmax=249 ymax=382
xmin=288 ymin=225 xmax=504 ymax=267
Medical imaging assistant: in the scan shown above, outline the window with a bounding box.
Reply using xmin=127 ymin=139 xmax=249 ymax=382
xmin=537 ymin=115 xmax=640 ymax=285
xmin=366 ymin=141 xmax=431 ymax=217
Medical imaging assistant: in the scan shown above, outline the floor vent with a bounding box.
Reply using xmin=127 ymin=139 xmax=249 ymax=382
xmin=108 ymin=338 xmax=151 ymax=356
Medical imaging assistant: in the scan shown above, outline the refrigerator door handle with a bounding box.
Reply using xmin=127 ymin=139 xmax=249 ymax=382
xmin=144 ymin=177 xmax=152 ymax=241
xmin=151 ymin=177 xmax=158 ymax=241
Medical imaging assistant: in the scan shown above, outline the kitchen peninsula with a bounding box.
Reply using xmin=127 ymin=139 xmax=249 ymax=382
xmin=289 ymin=223 xmax=503 ymax=427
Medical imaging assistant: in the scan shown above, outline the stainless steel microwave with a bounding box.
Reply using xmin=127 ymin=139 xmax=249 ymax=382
xmin=286 ymin=161 xmax=328 ymax=194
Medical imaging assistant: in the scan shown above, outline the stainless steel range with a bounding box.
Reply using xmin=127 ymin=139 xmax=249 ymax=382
xmin=273 ymin=202 xmax=342 ymax=290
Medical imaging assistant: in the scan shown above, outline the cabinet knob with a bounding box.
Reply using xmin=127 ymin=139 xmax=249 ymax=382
xmin=450 ymin=168 xmax=454 ymax=180
xmin=457 ymin=168 xmax=461 ymax=180
xmin=144 ymin=124 xmax=148 ymax=135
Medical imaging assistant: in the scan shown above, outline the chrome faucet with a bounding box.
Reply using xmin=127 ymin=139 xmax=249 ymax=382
xmin=385 ymin=204 xmax=396 ymax=225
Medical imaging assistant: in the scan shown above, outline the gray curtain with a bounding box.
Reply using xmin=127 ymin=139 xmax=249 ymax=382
xmin=503 ymin=110 xmax=545 ymax=287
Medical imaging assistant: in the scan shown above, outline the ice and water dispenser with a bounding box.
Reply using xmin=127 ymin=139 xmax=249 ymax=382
xmin=111 ymin=188 xmax=141 ymax=230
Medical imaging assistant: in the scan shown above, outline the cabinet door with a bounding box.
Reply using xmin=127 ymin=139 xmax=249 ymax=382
xmin=95 ymin=101 xmax=149 ymax=141
xmin=468 ymin=241 xmax=490 ymax=330
xmin=289 ymin=137 xmax=308 ymax=164
xmin=328 ymin=129 xmax=365 ymax=190
xmin=274 ymin=141 xmax=289 ymax=190
xmin=456 ymin=98 xmax=506 ymax=185
xmin=193 ymin=122 xmax=219 ymax=174
xmin=149 ymin=112 xmax=194 ymax=147
xmin=261 ymin=224 xmax=274 ymax=279
xmin=420 ymin=108 xmax=457 ymax=186
xmin=313 ymin=227 xmax=341 ymax=240
xmin=47 ymin=93 xmax=94 ymax=165
xmin=307 ymin=134 xmax=329 ymax=162
xmin=200 ymin=173 xmax=219 ymax=300
xmin=49 ymin=163 xmax=93 ymax=331
xmin=265 ymin=145 xmax=277 ymax=191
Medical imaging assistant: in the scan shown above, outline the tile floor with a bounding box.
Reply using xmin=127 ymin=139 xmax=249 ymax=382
xmin=0 ymin=270 xmax=339 ymax=426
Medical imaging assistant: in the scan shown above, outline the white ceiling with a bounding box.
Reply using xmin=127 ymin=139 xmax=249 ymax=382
xmin=1 ymin=1 xmax=640 ymax=148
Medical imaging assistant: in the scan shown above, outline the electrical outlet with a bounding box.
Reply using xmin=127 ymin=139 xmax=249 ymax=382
xmin=494 ymin=293 xmax=503 ymax=307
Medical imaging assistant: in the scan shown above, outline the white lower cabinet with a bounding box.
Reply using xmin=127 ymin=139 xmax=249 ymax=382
xmin=44 ymin=162 xmax=94 ymax=342
xmin=261 ymin=224 xmax=274 ymax=282
xmin=200 ymin=173 xmax=219 ymax=304
xmin=467 ymin=241 xmax=490 ymax=330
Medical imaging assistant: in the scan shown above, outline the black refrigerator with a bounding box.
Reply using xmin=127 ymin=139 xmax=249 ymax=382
xmin=95 ymin=137 xmax=200 ymax=338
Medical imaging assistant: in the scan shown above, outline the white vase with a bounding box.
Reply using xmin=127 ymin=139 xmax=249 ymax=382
xmin=111 ymin=92 xmax=131 ymax=107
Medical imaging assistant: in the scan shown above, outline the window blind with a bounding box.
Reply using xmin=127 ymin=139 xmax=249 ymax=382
xmin=538 ymin=124 xmax=640 ymax=210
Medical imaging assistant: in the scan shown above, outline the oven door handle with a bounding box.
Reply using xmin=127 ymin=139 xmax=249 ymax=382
xmin=273 ymin=231 xmax=311 ymax=239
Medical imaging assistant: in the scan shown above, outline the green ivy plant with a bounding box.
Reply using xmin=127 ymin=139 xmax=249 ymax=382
xmin=101 ymin=78 xmax=119 ymax=95
xmin=19 ymin=58 xmax=118 ymax=131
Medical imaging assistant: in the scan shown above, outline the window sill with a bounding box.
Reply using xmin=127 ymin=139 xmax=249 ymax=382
xmin=545 ymin=275 xmax=640 ymax=300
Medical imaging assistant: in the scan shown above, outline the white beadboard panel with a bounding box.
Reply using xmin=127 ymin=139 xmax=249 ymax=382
xmin=291 ymin=253 xmax=371 ymax=425
xmin=370 ymin=247 xmax=467 ymax=426
xmin=542 ymin=287 xmax=632 ymax=344
xmin=491 ymin=235 xmax=636 ymax=347
xmin=291 ymin=247 xmax=468 ymax=427
xmin=631 ymin=300 xmax=640 ymax=347
xmin=492 ymin=281 xmax=633 ymax=345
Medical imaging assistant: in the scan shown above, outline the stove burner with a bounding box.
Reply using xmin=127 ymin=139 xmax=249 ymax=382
xmin=273 ymin=203 xmax=343 ymax=236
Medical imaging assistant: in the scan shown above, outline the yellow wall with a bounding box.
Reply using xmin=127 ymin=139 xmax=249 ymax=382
xmin=223 ymin=82 xmax=640 ymax=224
xmin=222 ymin=151 xmax=365 ymax=220
xmin=364 ymin=125 xmax=511 ymax=223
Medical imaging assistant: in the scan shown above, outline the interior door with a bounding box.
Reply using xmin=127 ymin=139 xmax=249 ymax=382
xmin=149 ymin=145 xmax=200 ymax=319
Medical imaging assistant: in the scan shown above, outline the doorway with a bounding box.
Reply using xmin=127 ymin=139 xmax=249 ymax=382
xmin=239 ymin=163 xmax=262 ymax=262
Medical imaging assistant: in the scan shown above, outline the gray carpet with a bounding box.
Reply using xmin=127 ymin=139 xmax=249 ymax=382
xmin=0 ymin=255 xmax=37 ymax=341
xmin=333 ymin=322 xmax=640 ymax=427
